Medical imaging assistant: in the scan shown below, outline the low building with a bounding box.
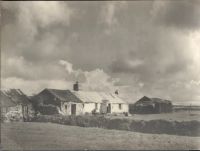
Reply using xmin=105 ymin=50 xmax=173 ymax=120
xmin=72 ymin=82 xmax=128 ymax=114
xmin=31 ymin=88 xmax=83 ymax=115
xmin=130 ymin=96 xmax=173 ymax=114
xmin=0 ymin=89 xmax=34 ymax=121
xmin=32 ymin=82 xmax=129 ymax=115
xmin=72 ymin=91 xmax=128 ymax=114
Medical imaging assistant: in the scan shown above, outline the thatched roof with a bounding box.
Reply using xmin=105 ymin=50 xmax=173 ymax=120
xmin=0 ymin=89 xmax=30 ymax=107
xmin=135 ymin=96 xmax=172 ymax=105
xmin=34 ymin=89 xmax=126 ymax=104
xmin=36 ymin=89 xmax=82 ymax=103
xmin=72 ymin=91 xmax=126 ymax=104
xmin=0 ymin=91 xmax=16 ymax=107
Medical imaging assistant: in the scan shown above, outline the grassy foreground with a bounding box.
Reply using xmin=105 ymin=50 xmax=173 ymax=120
xmin=1 ymin=122 xmax=200 ymax=150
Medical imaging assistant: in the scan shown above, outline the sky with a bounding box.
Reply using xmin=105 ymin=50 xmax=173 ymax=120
xmin=1 ymin=1 xmax=200 ymax=104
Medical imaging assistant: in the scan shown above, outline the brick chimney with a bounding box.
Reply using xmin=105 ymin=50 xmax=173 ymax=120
xmin=73 ymin=81 xmax=79 ymax=91
xmin=115 ymin=90 xmax=119 ymax=95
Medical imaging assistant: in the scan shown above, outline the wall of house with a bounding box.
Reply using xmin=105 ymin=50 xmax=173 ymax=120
xmin=1 ymin=104 xmax=35 ymax=121
xmin=22 ymin=104 xmax=35 ymax=120
xmin=1 ymin=105 xmax=24 ymax=122
xmin=131 ymin=103 xmax=155 ymax=114
xmin=111 ymin=103 xmax=129 ymax=113
xmin=61 ymin=102 xmax=83 ymax=115
xmin=61 ymin=102 xmax=129 ymax=115
xmin=1 ymin=105 xmax=22 ymax=114
xmin=27 ymin=104 xmax=35 ymax=116
xmin=82 ymin=103 xmax=101 ymax=114
xmin=131 ymin=102 xmax=173 ymax=114
xmin=155 ymin=103 xmax=173 ymax=113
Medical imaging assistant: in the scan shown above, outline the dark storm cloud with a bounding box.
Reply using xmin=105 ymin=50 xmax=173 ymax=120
xmin=1 ymin=1 xmax=200 ymax=103
xmin=152 ymin=0 xmax=200 ymax=30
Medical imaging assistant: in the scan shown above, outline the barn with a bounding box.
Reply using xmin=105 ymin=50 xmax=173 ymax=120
xmin=129 ymin=96 xmax=173 ymax=114
xmin=0 ymin=89 xmax=34 ymax=122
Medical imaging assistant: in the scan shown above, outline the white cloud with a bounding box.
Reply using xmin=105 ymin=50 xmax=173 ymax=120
xmin=1 ymin=56 xmax=67 ymax=80
xmin=59 ymin=60 xmax=119 ymax=92
xmin=59 ymin=60 xmax=73 ymax=74
xmin=100 ymin=1 xmax=127 ymax=34
xmin=2 ymin=1 xmax=74 ymax=51
xmin=83 ymin=69 xmax=119 ymax=92
xmin=2 ymin=2 xmax=200 ymax=104
xmin=1 ymin=77 xmax=73 ymax=95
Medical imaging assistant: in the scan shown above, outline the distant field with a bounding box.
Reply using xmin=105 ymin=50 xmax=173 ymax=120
xmin=1 ymin=122 xmax=200 ymax=150
xmin=111 ymin=110 xmax=200 ymax=121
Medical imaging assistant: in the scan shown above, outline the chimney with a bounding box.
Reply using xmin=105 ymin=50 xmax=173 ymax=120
xmin=115 ymin=90 xmax=119 ymax=95
xmin=73 ymin=81 xmax=79 ymax=91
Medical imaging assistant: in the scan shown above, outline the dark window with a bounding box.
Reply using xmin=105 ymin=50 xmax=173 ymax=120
xmin=119 ymin=104 xmax=122 ymax=110
xmin=95 ymin=103 xmax=98 ymax=109
xmin=65 ymin=105 xmax=68 ymax=110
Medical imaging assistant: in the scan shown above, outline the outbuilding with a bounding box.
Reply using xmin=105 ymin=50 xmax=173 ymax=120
xmin=130 ymin=96 xmax=172 ymax=114
xmin=0 ymin=89 xmax=34 ymax=121
xmin=32 ymin=88 xmax=84 ymax=115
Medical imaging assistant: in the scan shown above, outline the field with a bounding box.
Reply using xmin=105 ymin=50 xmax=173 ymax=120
xmin=110 ymin=110 xmax=200 ymax=121
xmin=1 ymin=122 xmax=200 ymax=150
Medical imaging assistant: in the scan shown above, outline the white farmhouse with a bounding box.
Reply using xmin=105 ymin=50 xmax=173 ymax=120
xmin=32 ymin=82 xmax=129 ymax=115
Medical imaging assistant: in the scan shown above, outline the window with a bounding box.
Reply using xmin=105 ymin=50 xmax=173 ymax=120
xmin=119 ymin=104 xmax=122 ymax=110
xmin=65 ymin=105 xmax=68 ymax=110
xmin=95 ymin=103 xmax=98 ymax=109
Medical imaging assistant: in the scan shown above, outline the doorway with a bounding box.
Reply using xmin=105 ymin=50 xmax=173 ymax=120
xmin=107 ymin=103 xmax=111 ymax=113
xmin=71 ymin=104 xmax=76 ymax=115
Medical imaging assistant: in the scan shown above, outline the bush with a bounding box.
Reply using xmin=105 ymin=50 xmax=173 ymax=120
xmin=38 ymin=105 xmax=59 ymax=115
xmin=3 ymin=111 xmax=23 ymax=122
xmin=32 ymin=115 xmax=200 ymax=136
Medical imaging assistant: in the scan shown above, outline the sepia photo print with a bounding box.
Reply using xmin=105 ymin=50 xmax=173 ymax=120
xmin=1 ymin=1 xmax=200 ymax=150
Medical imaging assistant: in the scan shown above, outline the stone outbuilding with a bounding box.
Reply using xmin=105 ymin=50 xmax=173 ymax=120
xmin=0 ymin=89 xmax=34 ymax=122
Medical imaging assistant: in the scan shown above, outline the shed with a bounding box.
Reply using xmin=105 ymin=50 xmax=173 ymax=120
xmin=0 ymin=89 xmax=34 ymax=121
xmin=130 ymin=96 xmax=173 ymax=114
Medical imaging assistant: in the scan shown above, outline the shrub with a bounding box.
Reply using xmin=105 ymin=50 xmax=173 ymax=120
xmin=38 ymin=105 xmax=59 ymax=115
xmin=32 ymin=115 xmax=200 ymax=136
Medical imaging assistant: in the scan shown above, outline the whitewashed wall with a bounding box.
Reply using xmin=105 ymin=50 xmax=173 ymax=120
xmin=82 ymin=103 xmax=101 ymax=114
xmin=1 ymin=105 xmax=22 ymax=114
xmin=60 ymin=102 xmax=83 ymax=115
xmin=60 ymin=102 xmax=128 ymax=115
xmin=111 ymin=103 xmax=129 ymax=113
xmin=1 ymin=105 xmax=24 ymax=122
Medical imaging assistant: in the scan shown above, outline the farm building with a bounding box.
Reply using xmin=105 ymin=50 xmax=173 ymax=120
xmin=32 ymin=82 xmax=128 ymax=115
xmin=0 ymin=89 xmax=34 ymax=122
xmin=72 ymin=91 xmax=128 ymax=114
xmin=129 ymin=96 xmax=173 ymax=114
xmin=31 ymin=89 xmax=83 ymax=115
xmin=72 ymin=82 xmax=128 ymax=114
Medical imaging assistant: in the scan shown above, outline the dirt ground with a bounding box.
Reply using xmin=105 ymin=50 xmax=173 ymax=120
xmin=1 ymin=122 xmax=200 ymax=150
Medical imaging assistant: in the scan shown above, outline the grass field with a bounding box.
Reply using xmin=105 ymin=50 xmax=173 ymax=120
xmin=1 ymin=122 xmax=200 ymax=150
xmin=110 ymin=111 xmax=200 ymax=121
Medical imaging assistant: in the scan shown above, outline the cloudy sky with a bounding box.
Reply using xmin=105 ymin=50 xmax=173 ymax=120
xmin=1 ymin=1 xmax=200 ymax=104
